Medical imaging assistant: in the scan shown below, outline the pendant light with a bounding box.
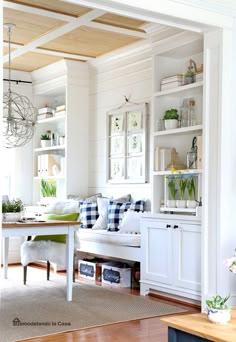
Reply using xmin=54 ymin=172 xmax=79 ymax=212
xmin=3 ymin=23 xmax=37 ymax=148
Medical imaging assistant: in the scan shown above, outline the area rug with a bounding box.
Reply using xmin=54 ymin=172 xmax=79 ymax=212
xmin=0 ymin=267 xmax=186 ymax=342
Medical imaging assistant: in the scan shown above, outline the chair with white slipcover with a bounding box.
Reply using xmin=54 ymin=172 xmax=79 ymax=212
xmin=20 ymin=200 xmax=80 ymax=284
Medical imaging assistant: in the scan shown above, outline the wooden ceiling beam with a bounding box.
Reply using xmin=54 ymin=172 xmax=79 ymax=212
xmin=3 ymin=41 xmax=94 ymax=60
xmin=3 ymin=8 xmax=105 ymax=62
xmin=3 ymin=1 xmax=148 ymax=39
xmin=88 ymin=21 xmax=147 ymax=38
xmin=3 ymin=1 xmax=75 ymax=21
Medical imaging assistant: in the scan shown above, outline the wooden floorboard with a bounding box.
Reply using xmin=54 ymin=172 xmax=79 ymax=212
xmin=10 ymin=265 xmax=200 ymax=342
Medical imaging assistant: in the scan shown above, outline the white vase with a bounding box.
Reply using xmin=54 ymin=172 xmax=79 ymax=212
xmin=2 ymin=212 xmax=22 ymax=223
xmin=167 ymin=200 xmax=176 ymax=208
xmin=41 ymin=140 xmax=51 ymax=148
xmin=176 ymin=200 xmax=186 ymax=208
xmin=164 ymin=120 xmax=178 ymax=130
xmin=186 ymin=200 xmax=197 ymax=208
xmin=206 ymin=308 xmax=231 ymax=325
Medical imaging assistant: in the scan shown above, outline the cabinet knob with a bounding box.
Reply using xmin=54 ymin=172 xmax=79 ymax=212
xmin=166 ymin=224 xmax=171 ymax=228
xmin=173 ymin=225 xmax=179 ymax=229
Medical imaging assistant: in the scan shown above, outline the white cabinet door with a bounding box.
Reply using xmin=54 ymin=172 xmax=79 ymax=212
xmin=141 ymin=220 xmax=173 ymax=285
xmin=173 ymin=223 xmax=201 ymax=292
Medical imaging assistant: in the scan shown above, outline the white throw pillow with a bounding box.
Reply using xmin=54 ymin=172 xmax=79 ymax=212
xmin=118 ymin=210 xmax=143 ymax=234
xmin=46 ymin=200 xmax=79 ymax=215
xmin=92 ymin=197 xmax=110 ymax=230
xmin=92 ymin=194 xmax=132 ymax=230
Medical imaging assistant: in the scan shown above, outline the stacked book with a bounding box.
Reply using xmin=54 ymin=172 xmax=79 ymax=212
xmin=55 ymin=104 xmax=66 ymax=117
xmin=161 ymin=74 xmax=183 ymax=91
xmin=37 ymin=107 xmax=53 ymax=120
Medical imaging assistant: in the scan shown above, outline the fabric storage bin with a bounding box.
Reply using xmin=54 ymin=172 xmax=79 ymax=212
xmin=102 ymin=262 xmax=131 ymax=288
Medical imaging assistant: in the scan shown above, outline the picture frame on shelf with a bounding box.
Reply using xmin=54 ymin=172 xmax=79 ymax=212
xmin=107 ymin=103 xmax=147 ymax=183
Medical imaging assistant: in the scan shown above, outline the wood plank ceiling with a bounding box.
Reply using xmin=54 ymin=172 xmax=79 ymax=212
xmin=3 ymin=0 xmax=149 ymax=72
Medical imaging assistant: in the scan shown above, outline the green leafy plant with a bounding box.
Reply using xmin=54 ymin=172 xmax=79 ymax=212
xmin=179 ymin=178 xmax=187 ymax=200
xmin=41 ymin=134 xmax=50 ymax=140
xmin=185 ymin=67 xmax=195 ymax=78
xmin=2 ymin=199 xmax=24 ymax=213
xmin=187 ymin=178 xmax=196 ymax=200
xmin=40 ymin=179 xmax=57 ymax=197
xmin=206 ymin=295 xmax=230 ymax=310
xmin=164 ymin=109 xmax=179 ymax=120
xmin=168 ymin=179 xmax=177 ymax=200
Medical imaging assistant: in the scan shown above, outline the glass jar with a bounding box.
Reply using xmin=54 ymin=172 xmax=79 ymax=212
xmin=187 ymin=151 xmax=197 ymax=169
xmin=180 ymin=100 xmax=189 ymax=127
xmin=188 ymin=100 xmax=197 ymax=126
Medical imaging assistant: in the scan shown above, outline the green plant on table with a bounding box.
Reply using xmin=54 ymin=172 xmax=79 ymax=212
xmin=2 ymin=199 xmax=23 ymax=213
xmin=179 ymin=178 xmax=187 ymax=200
xmin=40 ymin=179 xmax=57 ymax=197
xmin=187 ymin=177 xmax=196 ymax=200
xmin=168 ymin=179 xmax=177 ymax=200
xmin=163 ymin=109 xmax=179 ymax=120
xmin=40 ymin=134 xmax=50 ymax=140
xmin=206 ymin=295 xmax=230 ymax=310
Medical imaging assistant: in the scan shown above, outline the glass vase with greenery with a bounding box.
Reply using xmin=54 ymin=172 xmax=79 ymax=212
xmin=40 ymin=179 xmax=57 ymax=197
xmin=186 ymin=177 xmax=197 ymax=208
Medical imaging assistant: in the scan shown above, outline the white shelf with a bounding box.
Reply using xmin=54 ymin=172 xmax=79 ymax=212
xmin=34 ymin=176 xmax=65 ymax=180
xmin=160 ymin=207 xmax=196 ymax=213
xmin=34 ymin=145 xmax=65 ymax=152
xmin=154 ymin=125 xmax=203 ymax=137
xmin=37 ymin=114 xmax=66 ymax=124
xmin=153 ymin=169 xmax=202 ymax=176
xmin=154 ymin=81 xmax=203 ymax=97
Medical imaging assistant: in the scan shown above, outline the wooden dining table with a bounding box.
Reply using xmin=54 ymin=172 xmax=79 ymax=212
xmin=2 ymin=220 xmax=80 ymax=301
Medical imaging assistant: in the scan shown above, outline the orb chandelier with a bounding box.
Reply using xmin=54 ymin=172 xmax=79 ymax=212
xmin=3 ymin=23 xmax=37 ymax=148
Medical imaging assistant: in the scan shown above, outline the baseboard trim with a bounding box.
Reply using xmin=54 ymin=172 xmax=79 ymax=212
xmin=148 ymin=293 xmax=201 ymax=309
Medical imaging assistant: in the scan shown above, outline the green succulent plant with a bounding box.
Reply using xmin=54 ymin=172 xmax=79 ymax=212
xmin=164 ymin=109 xmax=179 ymax=120
xmin=206 ymin=295 xmax=230 ymax=310
xmin=41 ymin=134 xmax=51 ymax=140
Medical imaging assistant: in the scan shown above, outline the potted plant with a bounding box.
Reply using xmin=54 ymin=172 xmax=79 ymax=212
xmin=163 ymin=109 xmax=179 ymax=130
xmin=186 ymin=177 xmax=197 ymax=208
xmin=40 ymin=134 xmax=51 ymax=148
xmin=184 ymin=67 xmax=195 ymax=84
xmin=167 ymin=179 xmax=177 ymax=208
xmin=176 ymin=178 xmax=187 ymax=208
xmin=2 ymin=198 xmax=24 ymax=222
xmin=40 ymin=178 xmax=57 ymax=205
xmin=205 ymin=295 xmax=231 ymax=324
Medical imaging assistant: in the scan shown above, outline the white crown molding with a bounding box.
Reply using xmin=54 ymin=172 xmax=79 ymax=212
xmin=65 ymin=0 xmax=233 ymax=30
xmin=170 ymin=0 xmax=236 ymax=17
xmin=142 ymin=23 xmax=168 ymax=36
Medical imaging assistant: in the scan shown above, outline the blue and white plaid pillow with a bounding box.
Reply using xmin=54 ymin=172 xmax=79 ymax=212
xmin=107 ymin=200 xmax=144 ymax=232
xmin=79 ymin=201 xmax=99 ymax=228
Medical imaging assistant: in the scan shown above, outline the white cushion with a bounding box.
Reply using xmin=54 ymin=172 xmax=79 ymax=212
xmin=78 ymin=228 xmax=140 ymax=247
xmin=92 ymin=194 xmax=132 ymax=230
xmin=92 ymin=197 xmax=110 ymax=230
xmin=118 ymin=210 xmax=143 ymax=233
xmin=46 ymin=200 xmax=79 ymax=215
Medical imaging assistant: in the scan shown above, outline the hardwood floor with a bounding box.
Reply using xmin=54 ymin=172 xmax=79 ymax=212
xmin=15 ymin=264 xmax=200 ymax=342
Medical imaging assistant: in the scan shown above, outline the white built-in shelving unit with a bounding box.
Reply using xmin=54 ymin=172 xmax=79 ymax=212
xmin=31 ymin=59 xmax=89 ymax=204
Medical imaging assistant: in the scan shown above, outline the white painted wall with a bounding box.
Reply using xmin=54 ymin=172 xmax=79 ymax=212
xmin=88 ymin=45 xmax=153 ymax=209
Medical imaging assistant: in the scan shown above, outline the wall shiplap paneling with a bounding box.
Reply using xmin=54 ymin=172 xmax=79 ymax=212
xmin=88 ymin=49 xmax=152 ymax=208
